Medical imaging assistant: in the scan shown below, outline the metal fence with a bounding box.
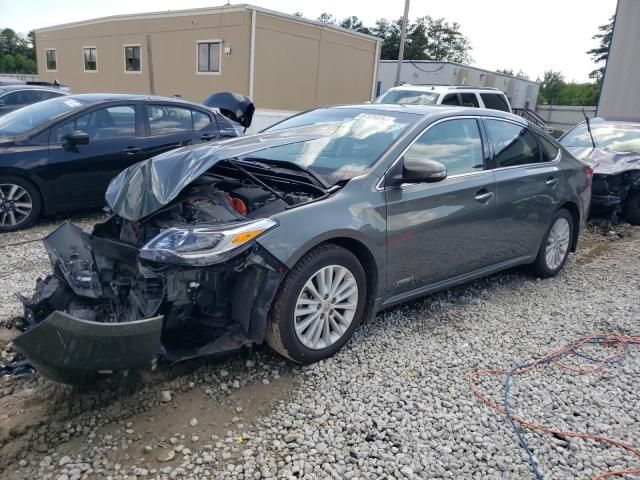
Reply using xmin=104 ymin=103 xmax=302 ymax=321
xmin=535 ymin=105 xmax=597 ymax=132
xmin=0 ymin=73 xmax=40 ymax=82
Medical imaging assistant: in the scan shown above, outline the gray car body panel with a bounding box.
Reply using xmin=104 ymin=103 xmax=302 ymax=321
xmin=15 ymin=105 xmax=591 ymax=382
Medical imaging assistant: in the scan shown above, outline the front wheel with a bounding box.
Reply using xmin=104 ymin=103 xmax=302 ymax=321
xmin=266 ymin=244 xmax=367 ymax=364
xmin=530 ymin=208 xmax=574 ymax=278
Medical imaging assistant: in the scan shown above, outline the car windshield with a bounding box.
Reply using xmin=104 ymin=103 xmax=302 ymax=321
xmin=0 ymin=96 xmax=89 ymax=136
xmin=561 ymin=122 xmax=640 ymax=154
xmin=375 ymin=89 xmax=440 ymax=105
xmin=254 ymin=108 xmax=417 ymax=183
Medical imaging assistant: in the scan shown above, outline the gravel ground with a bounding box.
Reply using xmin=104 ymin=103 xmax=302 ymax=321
xmin=0 ymin=216 xmax=638 ymax=480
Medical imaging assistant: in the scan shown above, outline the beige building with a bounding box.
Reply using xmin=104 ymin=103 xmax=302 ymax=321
xmin=35 ymin=4 xmax=381 ymax=111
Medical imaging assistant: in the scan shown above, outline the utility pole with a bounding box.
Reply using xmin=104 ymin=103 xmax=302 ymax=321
xmin=394 ymin=0 xmax=411 ymax=86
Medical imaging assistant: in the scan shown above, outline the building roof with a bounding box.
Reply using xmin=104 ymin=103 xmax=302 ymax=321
xmin=380 ymin=60 xmax=540 ymax=85
xmin=35 ymin=3 xmax=381 ymax=43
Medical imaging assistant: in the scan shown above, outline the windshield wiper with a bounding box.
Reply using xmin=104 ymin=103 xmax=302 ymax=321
xmin=239 ymin=158 xmax=330 ymax=189
xmin=582 ymin=108 xmax=597 ymax=149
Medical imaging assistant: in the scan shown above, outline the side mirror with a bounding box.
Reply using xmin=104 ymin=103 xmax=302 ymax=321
xmin=402 ymin=156 xmax=447 ymax=183
xmin=65 ymin=130 xmax=90 ymax=146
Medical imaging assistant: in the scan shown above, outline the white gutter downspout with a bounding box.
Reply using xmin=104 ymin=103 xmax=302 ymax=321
xmin=371 ymin=40 xmax=381 ymax=101
xmin=249 ymin=8 xmax=256 ymax=100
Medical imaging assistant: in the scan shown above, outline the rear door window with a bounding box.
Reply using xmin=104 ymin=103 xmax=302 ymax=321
xmin=3 ymin=90 xmax=34 ymax=106
xmin=460 ymin=93 xmax=479 ymax=108
xmin=440 ymin=93 xmax=460 ymax=106
xmin=192 ymin=110 xmax=212 ymax=130
xmin=485 ymin=119 xmax=541 ymax=168
xmin=480 ymin=93 xmax=510 ymax=112
xmin=149 ymin=105 xmax=193 ymax=135
xmin=404 ymin=119 xmax=485 ymax=176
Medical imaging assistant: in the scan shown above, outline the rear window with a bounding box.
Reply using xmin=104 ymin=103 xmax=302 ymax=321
xmin=376 ymin=89 xmax=440 ymax=105
xmin=440 ymin=94 xmax=460 ymax=106
xmin=485 ymin=119 xmax=541 ymax=167
xmin=480 ymin=93 xmax=510 ymax=112
xmin=535 ymin=133 xmax=560 ymax=161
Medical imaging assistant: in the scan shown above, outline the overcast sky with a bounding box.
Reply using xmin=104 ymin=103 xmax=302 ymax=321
xmin=0 ymin=0 xmax=617 ymax=82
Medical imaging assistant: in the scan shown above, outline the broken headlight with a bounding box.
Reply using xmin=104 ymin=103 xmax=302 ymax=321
xmin=140 ymin=218 xmax=277 ymax=266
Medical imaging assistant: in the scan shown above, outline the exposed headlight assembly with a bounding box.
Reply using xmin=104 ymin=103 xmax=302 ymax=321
xmin=140 ymin=218 xmax=277 ymax=266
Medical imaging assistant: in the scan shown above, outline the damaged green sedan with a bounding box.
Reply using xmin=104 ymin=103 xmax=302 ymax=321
xmin=14 ymin=105 xmax=592 ymax=384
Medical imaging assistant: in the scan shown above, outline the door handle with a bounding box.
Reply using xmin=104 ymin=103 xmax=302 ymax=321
xmin=200 ymin=133 xmax=216 ymax=141
xmin=474 ymin=189 xmax=495 ymax=204
xmin=546 ymin=177 xmax=559 ymax=187
xmin=123 ymin=146 xmax=142 ymax=155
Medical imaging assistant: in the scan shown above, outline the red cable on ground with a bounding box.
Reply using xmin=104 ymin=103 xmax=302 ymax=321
xmin=469 ymin=333 xmax=640 ymax=480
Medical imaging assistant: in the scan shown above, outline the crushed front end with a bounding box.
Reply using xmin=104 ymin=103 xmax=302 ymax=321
xmin=14 ymin=183 xmax=297 ymax=383
xmin=13 ymin=126 xmax=337 ymax=383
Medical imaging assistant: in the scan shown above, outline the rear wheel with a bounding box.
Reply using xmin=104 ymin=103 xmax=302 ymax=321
xmin=530 ymin=208 xmax=573 ymax=278
xmin=0 ymin=176 xmax=42 ymax=232
xmin=266 ymin=244 xmax=366 ymax=364
xmin=623 ymin=191 xmax=640 ymax=225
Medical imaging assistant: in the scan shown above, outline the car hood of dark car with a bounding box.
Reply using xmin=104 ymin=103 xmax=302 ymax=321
xmin=105 ymin=124 xmax=339 ymax=221
xmin=565 ymin=146 xmax=640 ymax=175
xmin=0 ymin=136 xmax=14 ymax=151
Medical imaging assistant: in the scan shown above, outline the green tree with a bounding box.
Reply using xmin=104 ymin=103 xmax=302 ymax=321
xmin=371 ymin=16 xmax=472 ymax=64
xmin=372 ymin=18 xmax=401 ymax=60
xmin=539 ymin=70 xmax=565 ymax=104
xmin=587 ymin=16 xmax=614 ymax=80
xmin=1 ymin=53 xmax=16 ymax=72
xmin=339 ymin=16 xmax=370 ymax=34
xmin=416 ymin=16 xmax=472 ymax=63
xmin=317 ymin=13 xmax=336 ymax=24
xmin=0 ymin=27 xmax=36 ymax=73
xmin=496 ymin=68 xmax=530 ymax=80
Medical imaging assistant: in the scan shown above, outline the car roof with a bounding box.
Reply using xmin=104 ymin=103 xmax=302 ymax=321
xmin=384 ymin=84 xmax=506 ymax=94
xmin=66 ymin=93 xmax=206 ymax=106
xmin=0 ymin=84 xmax=67 ymax=93
xmin=330 ymin=103 xmax=524 ymax=123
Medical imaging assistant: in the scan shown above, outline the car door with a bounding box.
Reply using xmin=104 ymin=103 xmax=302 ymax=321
xmin=484 ymin=118 xmax=563 ymax=263
xmin=385 ymin=117 xmax=498 ymax=298
xmin=45 ymin=103 xmax=147 ymax=208
xmin=142 ymin=103 xmax=220 ymax=158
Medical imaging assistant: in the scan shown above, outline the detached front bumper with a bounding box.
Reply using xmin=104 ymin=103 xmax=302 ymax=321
xmin=13 ymin=311 xmax=163 ymax=383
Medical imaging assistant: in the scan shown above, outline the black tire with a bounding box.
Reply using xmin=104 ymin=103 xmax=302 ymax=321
xmin=623 ymin=191 xmax=640 ymax=225
xmin=0 ymin=175 xmax=42 ymax=232
xmin=265 ymin=244 xmax=367 ymax=364
xmin=529 ymin=208 xmax=574 ymax=278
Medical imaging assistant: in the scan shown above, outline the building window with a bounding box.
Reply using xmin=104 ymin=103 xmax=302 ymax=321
xmin=45 ymin=49 xmax=57 ymax=71
xmin=197 ymin=41 xmax=221 ymax=74
xmin=124 ymin=45 xmax=141 ymax=73
xmin=83 ymin=47 xmax=97 ymax=72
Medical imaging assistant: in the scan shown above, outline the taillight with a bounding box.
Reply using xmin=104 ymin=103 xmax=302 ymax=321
xmin=584 ymin=166 xmax=593 ymax=187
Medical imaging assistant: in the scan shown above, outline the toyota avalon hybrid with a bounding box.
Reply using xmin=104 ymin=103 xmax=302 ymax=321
xmin=14 ymin=105 xmax=592 ymax=383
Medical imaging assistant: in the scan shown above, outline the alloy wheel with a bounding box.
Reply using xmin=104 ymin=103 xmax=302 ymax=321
xmin=0 ymin=183 xmax=33 ymax=228
xmin=545 ymin=217 xmax=571 ymax=270
xmin=293 ymin=264 xmax=359 ymax=350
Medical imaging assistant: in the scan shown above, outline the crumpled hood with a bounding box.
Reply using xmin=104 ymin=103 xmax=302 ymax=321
xmin=105 ymin=124 xmax=337 ymax=221
xmin=566 ymin=146 xmax=640 ymax=175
